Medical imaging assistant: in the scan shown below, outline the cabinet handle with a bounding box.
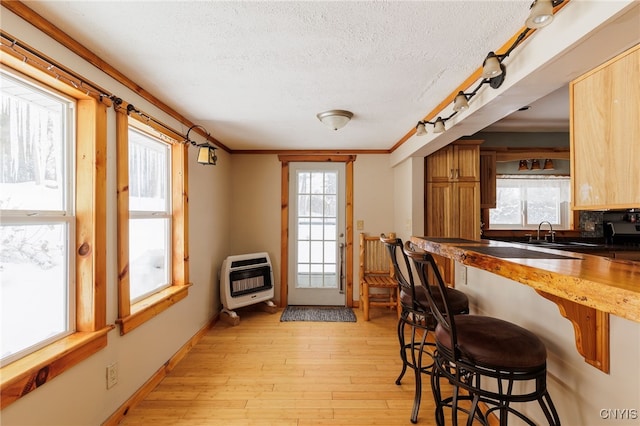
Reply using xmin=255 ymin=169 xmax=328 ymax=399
xmin=455 ymin=169 xmax=460 ymax=179
xmin=450 ymin=169 xmax=454 ymax=179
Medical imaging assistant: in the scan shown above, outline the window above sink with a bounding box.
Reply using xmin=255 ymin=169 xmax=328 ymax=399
xmin=489 ymin=176 xmax=571 ymax=230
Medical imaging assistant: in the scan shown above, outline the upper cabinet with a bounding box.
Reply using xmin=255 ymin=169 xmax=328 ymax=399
xmin=570 ymin=44 xmax=640 ymax=210
xmin=480 ymin=151 xmax=497 ymax=209
xmin=426 ymin=141 xmax=481 ymax=183
xmin=425 ymin=140 xmax=482 ymax=240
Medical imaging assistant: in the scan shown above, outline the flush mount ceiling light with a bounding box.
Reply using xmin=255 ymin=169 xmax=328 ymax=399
xmin=526 ymin=0 xmax=555 ymax=29
xmin=316 ymin=110 xmax=353 ymax=131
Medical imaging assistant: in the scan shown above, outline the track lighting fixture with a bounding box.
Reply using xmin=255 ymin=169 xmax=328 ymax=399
xmin=453 ymin=91 xmax=470 ymax=112
xmin=530 ymin=159 xmax=542 ymax=170
xmin=482 ymin=52 xmax=503 ymax=78
xmin=433 ymin=117 xmax=446 ymax=133
xmin=184 ymin=125 xmax=218 ymax=165
xmin=416 ymin=117 xmax=447 ymax=135
xmin=415 ymin=122 xmax=427 ymax=136
xmin=526 ymin=0 xmax=555 ymax=29
xmin=414 ymin=0 xmax=564 ymax=138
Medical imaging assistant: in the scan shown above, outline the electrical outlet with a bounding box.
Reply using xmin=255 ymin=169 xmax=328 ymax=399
xmin=459 ymin=266 xmax=467 ymax=285
xmin=356 ymin=220 xmax=364 ymax=230
xmin=584 ymin=220 xmax=596 ymax=232
xmin=106 ymin=363 xmax=118 ymax=389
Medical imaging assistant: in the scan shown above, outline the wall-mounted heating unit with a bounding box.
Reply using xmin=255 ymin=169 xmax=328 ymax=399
xmin=220 ymin=252 xmax=275 ymax=319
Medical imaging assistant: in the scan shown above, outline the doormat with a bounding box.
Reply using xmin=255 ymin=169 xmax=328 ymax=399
xmin=280 ymin=306 xmax=357 ymax=322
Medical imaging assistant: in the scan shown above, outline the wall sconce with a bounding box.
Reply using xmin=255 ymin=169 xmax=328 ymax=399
xmin=185 ymin=125 xmax=218 ymax=165
xmin=316 ymin=110 xmax=353 ymax=130
xmin=414 ymin=0 xmax=564 ymax=137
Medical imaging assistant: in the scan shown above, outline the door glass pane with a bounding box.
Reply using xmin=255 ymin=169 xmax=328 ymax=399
xmin=295 ymin=170 xmax=338 ymax=289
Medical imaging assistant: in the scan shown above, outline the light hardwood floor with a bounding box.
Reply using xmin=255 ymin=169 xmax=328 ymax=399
xmin=118 ymin=306 xmax=442 ymax=425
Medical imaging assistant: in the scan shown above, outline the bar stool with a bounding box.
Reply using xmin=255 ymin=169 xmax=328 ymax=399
xmin=380 ymin=234 xmax=469 ymax=424
xmin=404 ymin=242 xmax=561 ymax=426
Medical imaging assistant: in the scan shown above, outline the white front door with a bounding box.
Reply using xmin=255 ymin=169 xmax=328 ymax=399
xmin=287 ymin=162 xmax=346 ymax=306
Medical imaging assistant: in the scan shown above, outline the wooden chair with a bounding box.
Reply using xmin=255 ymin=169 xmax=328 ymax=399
xmin=359 ymin=232 xmax=400 ymax=321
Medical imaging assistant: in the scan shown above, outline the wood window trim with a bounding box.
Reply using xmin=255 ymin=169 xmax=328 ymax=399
xmin=115 ymin=111 xmax=190 ymax=335
xmin=278 ymin=155 xmax=356 ymax=308
xmin=0 ymin=60 xmax=110 ymax=409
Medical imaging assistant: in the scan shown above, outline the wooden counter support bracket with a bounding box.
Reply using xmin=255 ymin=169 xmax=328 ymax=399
xmin=536 ymin=290 xmax=610 ymax=373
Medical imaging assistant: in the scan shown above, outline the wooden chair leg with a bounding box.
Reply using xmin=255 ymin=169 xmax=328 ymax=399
xmin=363 ymin=282 xmax=370 ymax=321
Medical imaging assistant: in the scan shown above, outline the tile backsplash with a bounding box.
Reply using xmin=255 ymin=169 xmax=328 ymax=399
xmin=579 ymin=210 xmax=604 ymax=238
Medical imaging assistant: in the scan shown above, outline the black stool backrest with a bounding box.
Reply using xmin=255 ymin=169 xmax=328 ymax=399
xmin=403 ymin=241 xmax=459 ymax=358
xmin=380 ymin=234 xmax=421 ymax=312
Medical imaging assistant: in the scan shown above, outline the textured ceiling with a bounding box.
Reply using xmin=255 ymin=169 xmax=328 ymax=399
xmin=13 ymin=1 xmax=640 ymax=154
xmin=21 ymin=1 xmax=531 ymax=151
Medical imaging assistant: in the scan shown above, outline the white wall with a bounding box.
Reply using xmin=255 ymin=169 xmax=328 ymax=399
xmin=229 ymin=154 xmax=397 ymax=305
xmin=1 ymin=10 xmax=232 ymax=426
xmin=459 ymin=264 xmax=640 ymax=425
xmin=392 ymin=157 xmax=424 ymax=243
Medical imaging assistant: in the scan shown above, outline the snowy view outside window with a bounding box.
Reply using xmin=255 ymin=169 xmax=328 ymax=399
xmin=489 ymin=176 xmax=571 ymax=229
xmin=1 ymin=71 xmax=74 ymax=365
xmin=128 ymin=128 xmax=171 ymax=302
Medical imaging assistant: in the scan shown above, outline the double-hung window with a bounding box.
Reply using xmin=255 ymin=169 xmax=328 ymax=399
xmin=116 ymin=114 xmax=189 ymax=335
xmin=1 ymin=59 xmax=107 ymax=409
xmin=128 ymin=128 xmax=171 ymax=302
xmin=489 ymin=176 xmax=571 ymax=229
xmin=1 ymin=71 xmax=75 ymax=365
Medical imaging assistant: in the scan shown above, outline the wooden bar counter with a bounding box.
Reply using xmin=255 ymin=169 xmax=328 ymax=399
xmin=410 ymin=236 xmax=640 ymax=373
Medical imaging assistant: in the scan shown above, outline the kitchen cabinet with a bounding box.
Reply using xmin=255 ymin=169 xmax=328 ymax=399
xmin=426 ymin=142 xmax=480 ymax=182
xmin=480 ymin=150 xmax=496 ymax=209
xmin=570 ymin=44 xmax=640 ymax=210
xmin=425 ymin=140 xmax=482 ymax=284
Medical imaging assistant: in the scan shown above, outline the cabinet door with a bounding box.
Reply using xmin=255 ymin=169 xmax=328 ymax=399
xmin=571 ymin=45 xmax=640 ymax=209
xmin=453 ymin=182 xmax=481 ymax=240
xmin=454 ymin=145 xmax=480 ymax=182
xmin=480 ymin=151 xmax=497 ymax=208
xmin=426 ymin=182 xmax=452 ymax=236
xmin=426 ymin=147 xmax=453 ymax=182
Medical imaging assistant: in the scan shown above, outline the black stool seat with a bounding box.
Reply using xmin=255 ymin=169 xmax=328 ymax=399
xmin=401 ymin=286 xmax=469 ymax=317
xmin=435 ymin=315 xmax=547 ymax=369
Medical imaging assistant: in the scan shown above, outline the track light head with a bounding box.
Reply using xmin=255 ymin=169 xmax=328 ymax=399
xmin=482 ymin=52 xmax=503 ymax=78
xmin=415 ymin=121 xmax=427 ymax=136
xmin=526 ymin=0 xmax=555 ymax=28
xmin=453 ymin=91 xmax=469 ymax=112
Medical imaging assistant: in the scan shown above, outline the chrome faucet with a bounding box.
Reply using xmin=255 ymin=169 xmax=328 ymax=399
xmin=537 ymin=221 xmax=555 ymax=242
